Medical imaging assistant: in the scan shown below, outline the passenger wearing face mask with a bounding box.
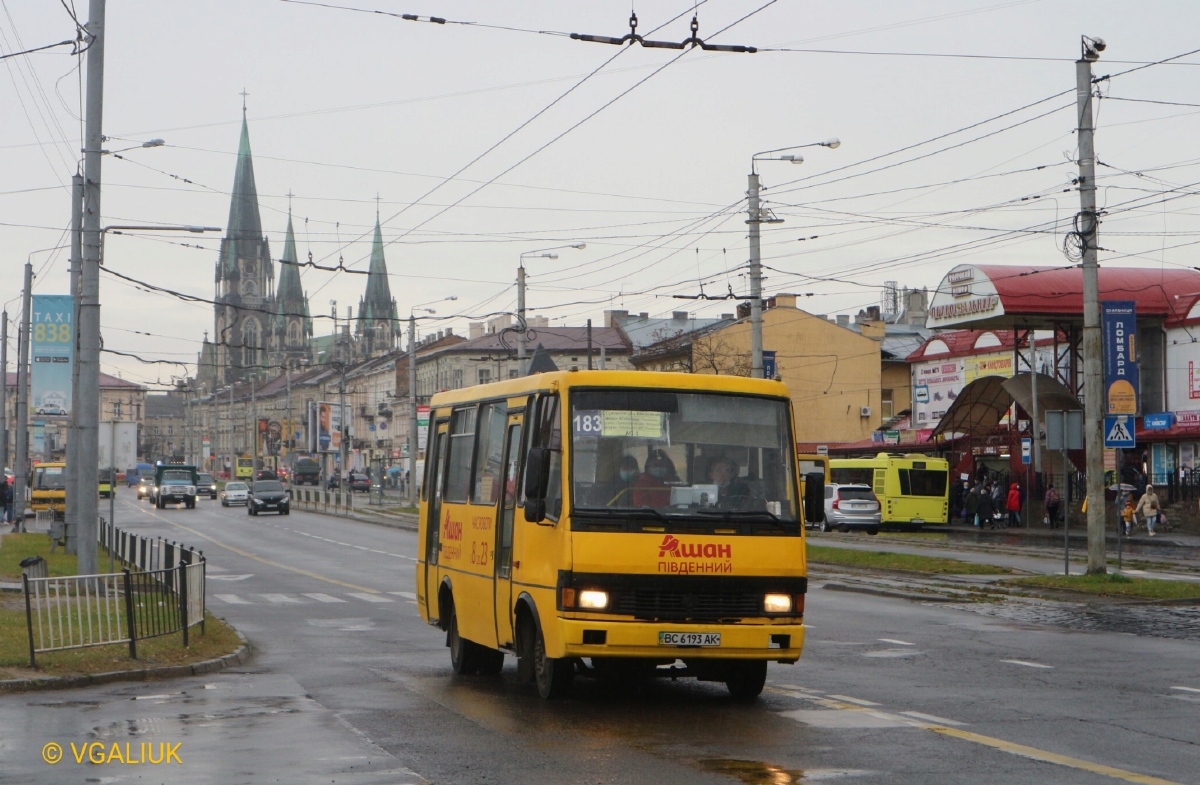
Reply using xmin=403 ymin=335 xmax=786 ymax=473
xmin=633 ymin=450 xmax=678 ymax=508
xmin=598 ymin=455 xmax=641 ymax=507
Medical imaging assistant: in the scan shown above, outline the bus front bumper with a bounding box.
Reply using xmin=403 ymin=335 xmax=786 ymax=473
xmin=556 ymin=619 xmax=805 ymax=661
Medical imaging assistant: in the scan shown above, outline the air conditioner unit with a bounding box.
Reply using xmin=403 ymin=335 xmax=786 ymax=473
xmin=860 ymin=406 xmax=872 ymax=417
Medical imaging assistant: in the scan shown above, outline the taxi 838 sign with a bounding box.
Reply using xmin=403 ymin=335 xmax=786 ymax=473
xmin=30 ymin=295 xmax=74 ymax=417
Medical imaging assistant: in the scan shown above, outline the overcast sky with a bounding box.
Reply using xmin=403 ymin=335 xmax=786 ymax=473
xmin=4 ymin=1 xmax=1200 ymax=389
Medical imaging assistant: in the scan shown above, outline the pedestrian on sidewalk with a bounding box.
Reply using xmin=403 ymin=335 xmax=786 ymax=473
xmin=1121 ymin=495 xmax=1135 ymax=536
xmin=965 ymin=483 xmax=981 ymax=527
xmin=1006 ymin=482 xmax=1022 ymax=528
xmin=1135 ymin=485 xmax=1161 ymax=536
xmin=977 ymin=482 xmax=997 ymax=528
xmin=1044 ymin=483 xmax=1061 ymax=527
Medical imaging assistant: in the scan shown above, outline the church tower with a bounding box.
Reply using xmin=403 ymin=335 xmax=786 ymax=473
xmin=268 ymin=212 xmax=313 ymax=370
xmin=213 ymin=111 xmax=274 ymax=384
xmin=354 ymin=213 xmax=399 ymax=359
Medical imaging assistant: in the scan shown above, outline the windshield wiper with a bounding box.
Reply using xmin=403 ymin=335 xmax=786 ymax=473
xmin=693 ymin=508 xmax=788 ymax=526
xmin=573 ymin=506 xmax=670 ymax=522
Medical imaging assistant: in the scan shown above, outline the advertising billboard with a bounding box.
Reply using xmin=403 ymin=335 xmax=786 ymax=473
xmin=1102 ymin=301 xmax=1139 ymax=415
xmin=309 ymin=401 xmax=350 ymax=453
xmin=30 ymin=295 xmax=74 ymax=417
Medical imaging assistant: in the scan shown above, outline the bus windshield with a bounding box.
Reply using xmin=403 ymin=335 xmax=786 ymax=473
xmin=34 ymin=466 xmax=66 ymax=489
xmin=570 ymin=390 xmax=798 ymax=521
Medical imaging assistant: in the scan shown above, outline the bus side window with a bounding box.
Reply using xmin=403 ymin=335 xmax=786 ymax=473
xmin=445 ymin=407 xmax=477 ymax=504
xmin=524 ymin=394 xmax=562 ymax=521
xmin=471 ymin=402 xmax=507 ymax=505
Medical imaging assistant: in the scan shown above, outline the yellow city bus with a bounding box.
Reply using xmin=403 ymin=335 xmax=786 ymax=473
xmin=417 ymin=370 xmax=813 ymax=700
xmin=829 ymin=453 xmax=950 ymax=529
xmin=31 ymin=461 xmax=67 ymax=516
xmin=235 ymin=455 xmax=254 ymax=480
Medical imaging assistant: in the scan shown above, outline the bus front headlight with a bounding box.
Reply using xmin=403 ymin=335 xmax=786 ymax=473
xmin=763 ymin=593 xmax=792 ymax=613
xmin=578 ymin=590 xmax=609 ymax=610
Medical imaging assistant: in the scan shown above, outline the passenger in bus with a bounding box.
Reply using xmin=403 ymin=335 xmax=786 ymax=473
xmin=633 ymin=450 xmax=677 ymax=507
xmin=598 ymin=455 xmax=640 ymax=507
xmin=707 ymin=455 xmax=754 ymax=509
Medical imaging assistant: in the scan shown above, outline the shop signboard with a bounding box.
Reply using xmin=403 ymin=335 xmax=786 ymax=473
xmin=30 ymin=295 xmax=74 ymax=418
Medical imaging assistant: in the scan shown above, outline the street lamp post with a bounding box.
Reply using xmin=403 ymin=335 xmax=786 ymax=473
xmin=517 ymin=244 xmax=586 ymax=368
xmin=747 ymin=140 xmax=839 ymax=378
xmin=407 ymin=296 xmax=456 ymax=503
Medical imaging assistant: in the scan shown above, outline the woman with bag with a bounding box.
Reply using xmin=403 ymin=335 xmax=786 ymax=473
xmin=1135 ymin=485 xmax=1161 ymax=536
xmin=1044 ymin=483 xmax=1061 ymax=528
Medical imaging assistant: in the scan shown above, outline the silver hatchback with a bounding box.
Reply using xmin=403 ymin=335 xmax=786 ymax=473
xmin=820 ymin=483 xmax=881 ymax=534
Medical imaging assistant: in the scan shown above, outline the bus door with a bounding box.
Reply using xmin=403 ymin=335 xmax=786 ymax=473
xmin=423 ymin=421 xmax=450 ymax=622
xmin=493 ymin=413 xmax=523 ymax=649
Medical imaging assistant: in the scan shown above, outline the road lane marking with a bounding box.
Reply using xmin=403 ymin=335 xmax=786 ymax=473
xmin=273 ymin=526 xmax=415 ymax=560
xmin=213 ymin=594 xmax=251 ymax=605
xmin=388 ymin=591 xmax=417 ymax=599
xmin=303 ymin=593 xmax=348 ymax=603
xmin=208 ymin=574 xmax=255 ymax=581
xmin=827 ymin=695 xmax=881 ymax=706
xmin=1001 ymin=659 xmax=1053 ymax=669
xmin=347 ymin=592 xmax=393 ymax=603
xmin=259 ymin=594 xmax=305 ymax=604
xmin=878 ymin=638 xmax=915 ymax=646
xmin=132 ymin=515 xmax=381 ymax=593
xmin=900 ymin=711 xmax=964 ymax=726
xmin=927 ymin=726 xmax=1186 ymax=785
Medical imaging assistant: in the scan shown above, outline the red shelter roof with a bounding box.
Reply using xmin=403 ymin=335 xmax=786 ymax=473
xmin=926 ymin=264 xmax=1200 ymax=330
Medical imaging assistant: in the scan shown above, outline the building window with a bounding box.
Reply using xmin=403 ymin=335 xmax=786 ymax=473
xmin=508 ymin=369 xmax=519 ymax=379
xmin=478 ymin=368 xmax=491 ymax=385
xmin=452 ymin=369 xmax=463 ymax=389
xmin=881 ymin=389 xmax=894 ymax=420
xmin=113 ymin=401 xmax=122 ymax=418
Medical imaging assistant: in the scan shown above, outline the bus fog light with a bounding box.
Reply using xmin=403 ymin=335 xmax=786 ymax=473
xmin=578 ymin=590 xmax=609 ymax=610
xmin=763 ymin=593 xmax=792 ymax=613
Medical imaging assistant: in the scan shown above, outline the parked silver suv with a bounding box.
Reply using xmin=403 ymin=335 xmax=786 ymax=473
xmin=820 ymin=483 xmax=881 ymax=534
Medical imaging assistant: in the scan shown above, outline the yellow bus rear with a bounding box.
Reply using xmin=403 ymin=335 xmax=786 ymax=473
xmin=235 ymin=456 xmax=254 ymax=480
xmin=829 ymin=453 xmax=950 ymax=529
xmin=416 ymin=370 xmax=810 ymax=700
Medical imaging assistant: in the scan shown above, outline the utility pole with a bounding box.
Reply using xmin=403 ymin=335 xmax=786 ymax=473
xmin=408 ymin=315 xmax=417 ymax=503
xmin=1076 ymin=35 xmax=1107 ymax=574
xmin=74 ymin=0 xmax=106 ymax=576
xmin=517 ymin=264 xmax=527 ymax=368
xmin=13 ymin=263 xmax=33 ymax=534
xmin=251 ymin=375 xmax=258 ymax=472
xmin=338 ymin=364 xmax=348 ymax=478
xmin=747 ymin=170 xmax=766 ymax=379
xmin=1 ymin=311 xmax=8 ymax=488
xmin=65 ymin=173 xmax=83 ymax=555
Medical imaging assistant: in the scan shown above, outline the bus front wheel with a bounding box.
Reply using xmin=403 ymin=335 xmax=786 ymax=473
xmin=532 ymin=623 xmax=573 ymax=700
xmin=725 ymin=661 xmax=767 ymax=701
xmin=447 ymin=604 xmax=481 ymax=675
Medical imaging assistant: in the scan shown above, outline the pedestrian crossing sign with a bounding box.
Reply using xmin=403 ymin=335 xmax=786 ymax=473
xmin=1103 ymin=415 xmax=1135 ymax=448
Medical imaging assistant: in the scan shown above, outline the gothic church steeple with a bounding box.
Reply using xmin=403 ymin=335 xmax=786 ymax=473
xmin=354 ymin=211 xmax=399 ymax=359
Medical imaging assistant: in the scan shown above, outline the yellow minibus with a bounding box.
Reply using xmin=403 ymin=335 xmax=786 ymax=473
xmin=417 ymin=370 xmax=812 ymax=700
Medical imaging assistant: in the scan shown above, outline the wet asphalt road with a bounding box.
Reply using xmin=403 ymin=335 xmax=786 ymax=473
xmin=1 ymin=489 xmax=1198 ymax=785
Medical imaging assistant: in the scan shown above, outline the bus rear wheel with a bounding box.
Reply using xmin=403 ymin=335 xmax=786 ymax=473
xmin=725 ymin=661 xmax=767 ymax=701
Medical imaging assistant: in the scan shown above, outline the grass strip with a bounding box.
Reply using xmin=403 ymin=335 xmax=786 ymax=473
xmin=807 ymin=544 xmax=1012 ymax=575
xmin=1004 ymin=574 xmax=1200 ymax=601
xmin=0 ymin=533 xmax=85 ymax=580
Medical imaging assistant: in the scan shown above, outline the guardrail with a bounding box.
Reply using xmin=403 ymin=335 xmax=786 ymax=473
xmin=99 ymin=517 xmax=203 ymax=571
xmin=290 ymin=488 xmax=358 ymax=516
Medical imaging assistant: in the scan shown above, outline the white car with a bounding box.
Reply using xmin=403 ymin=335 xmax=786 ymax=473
xmin=220 ymin=481 xmax=249 ymax=507
xmin=819 ymin=483 xmax=881 ymax=534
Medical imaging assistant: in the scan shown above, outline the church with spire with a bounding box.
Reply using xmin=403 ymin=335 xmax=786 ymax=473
xmin=196 ymin=109 xmax=398 ymax=393
xmin=354 ymin=212 xmax=399 ymax=360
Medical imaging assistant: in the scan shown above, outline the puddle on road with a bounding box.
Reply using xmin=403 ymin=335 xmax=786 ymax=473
xmin=699 ymin=758 xmax=869 ymax=783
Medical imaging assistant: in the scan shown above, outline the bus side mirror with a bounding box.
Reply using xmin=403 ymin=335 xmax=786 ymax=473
xmin=803 ymin=472 xmax=825 ymax=528
xmin=523 ymin=447 xmax=552 ymax=523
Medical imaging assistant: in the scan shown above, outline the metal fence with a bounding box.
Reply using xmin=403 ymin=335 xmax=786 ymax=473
xmin=99 ymin=517 xmax=203 ymax=571
xmin=23 ymin=561 xmax=206 ymax=668
xmin=291 ymin=488 xmax=356 ymax=516
xmin=20 ymin=521 xmax=208 ymax=667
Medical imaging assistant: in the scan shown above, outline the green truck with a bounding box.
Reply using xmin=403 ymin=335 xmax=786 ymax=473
xmin=292 ymin=457 xmax=321 ymax=486
xmin=152 ymin=464 xmax=198 ymax=509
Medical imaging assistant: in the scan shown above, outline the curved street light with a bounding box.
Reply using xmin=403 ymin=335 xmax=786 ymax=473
xmin=517 ymin=244 xmax=586 ymax=364
xmin=747 ymin=140 xmax=839 ymax=378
